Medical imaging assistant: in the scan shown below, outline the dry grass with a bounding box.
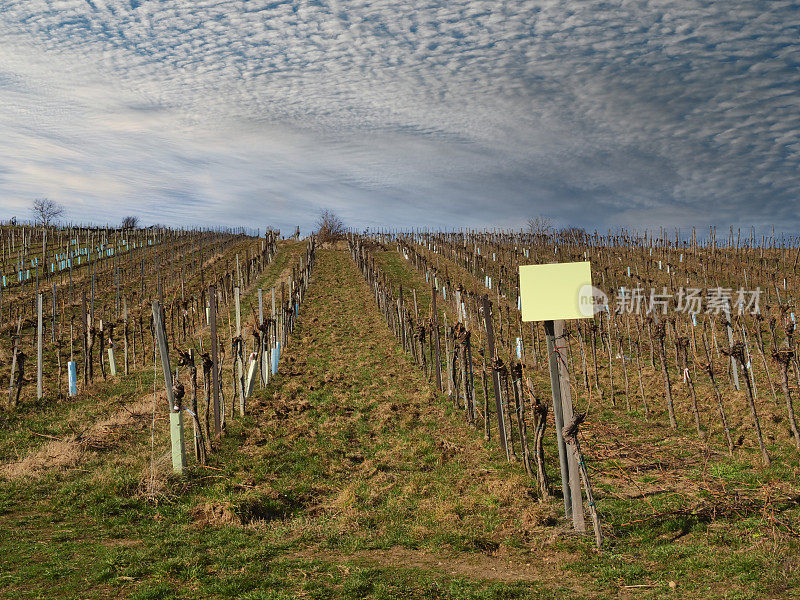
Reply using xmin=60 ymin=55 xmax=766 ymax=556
xmin=0 ymin=390 xmax=164 ymax=481
xmin=295 ymin=545 xmax=580 ymax=584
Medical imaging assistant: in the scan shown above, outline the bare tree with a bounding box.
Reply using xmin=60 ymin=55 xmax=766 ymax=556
xmin=527 ymin=215 xmax=552 ymax=236
xmin=121 ymin=216 xmax=139 ymax=229
xmin=30 ymin=198 xmax=65 ymax=226
xmin=316 ymin=209 xmax=346 ymax=245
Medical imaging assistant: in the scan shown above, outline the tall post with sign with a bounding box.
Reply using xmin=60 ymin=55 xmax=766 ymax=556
xmin=519 ymin=261 xmax=595 ymax=535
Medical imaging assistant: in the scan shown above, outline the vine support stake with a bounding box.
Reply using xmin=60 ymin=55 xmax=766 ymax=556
xmin=209 ymin=285 xmax=221 ymax=439
xmin=152 ymin=299 xmax=186 ymax=473
xmin=37 ymin=292 xmax=43 ymax=400
xmin=482 ymin=294 xmax=509 ymax=460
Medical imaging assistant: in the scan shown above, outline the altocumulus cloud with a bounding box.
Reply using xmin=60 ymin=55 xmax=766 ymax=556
xmin=0 ymin=0 xmax=798 ymax=233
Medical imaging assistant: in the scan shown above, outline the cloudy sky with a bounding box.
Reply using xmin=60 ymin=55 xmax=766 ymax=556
xmin=0 ymin=1 xmax=798 ymax=234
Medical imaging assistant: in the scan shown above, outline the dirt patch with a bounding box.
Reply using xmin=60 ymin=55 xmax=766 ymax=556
xmin=100 ymin=538 xmax=144 ymax=548
xmin=190 ymin=501 xmax=238 ymax=527
xmin=272 ymin=395 xmax=312 ymax=419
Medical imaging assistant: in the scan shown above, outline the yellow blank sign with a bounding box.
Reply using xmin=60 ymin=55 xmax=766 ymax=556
xmin=519 ymin=261 xmax=593 ymax=322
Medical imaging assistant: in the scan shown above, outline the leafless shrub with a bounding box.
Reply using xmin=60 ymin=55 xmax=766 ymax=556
xmin=316 ymin=209 xmax=346 ymax=245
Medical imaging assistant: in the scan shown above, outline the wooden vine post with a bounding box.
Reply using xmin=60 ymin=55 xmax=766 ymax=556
xmin=122 ymin=298 xmax=128 ymax=376
xmin=258 ymin=288 xmax=266 ymax=386
xmin=235 ymin=285 xmax=245 ymax=416
xmin=8 ymin=316 xmax=23 ymax=409
xmin=37 ymin=292 xmax=43 ymax=400
xmin=152 ymin=299 xmax=186 ymax=473
xmin=209 ymin=285 xmax=222 ymax=439
xmin=481 ymin=294 xmax=509 ymax=460
xmin=432 ymin=284 xmax=443 ymax=391
xmin=544 ymin=319 xmax=583 ymax=529
xmin=723 ymin=304 xmax=740 ymax=391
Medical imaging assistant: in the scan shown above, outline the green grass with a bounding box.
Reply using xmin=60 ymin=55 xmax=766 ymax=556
xmin=0 ymin=249 xmax=798 ymax=598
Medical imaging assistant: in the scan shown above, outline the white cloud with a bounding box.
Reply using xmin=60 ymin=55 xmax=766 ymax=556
xmin=0 ymin=0 xmax=797 ymax=233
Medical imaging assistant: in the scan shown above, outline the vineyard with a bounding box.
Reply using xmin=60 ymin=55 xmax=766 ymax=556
xmin=1 ymin=224 xmax=799 ymax=599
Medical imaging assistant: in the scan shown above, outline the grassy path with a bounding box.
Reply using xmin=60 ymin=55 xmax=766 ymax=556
xmin=204 ymin=247 xmax=584 ymax=597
